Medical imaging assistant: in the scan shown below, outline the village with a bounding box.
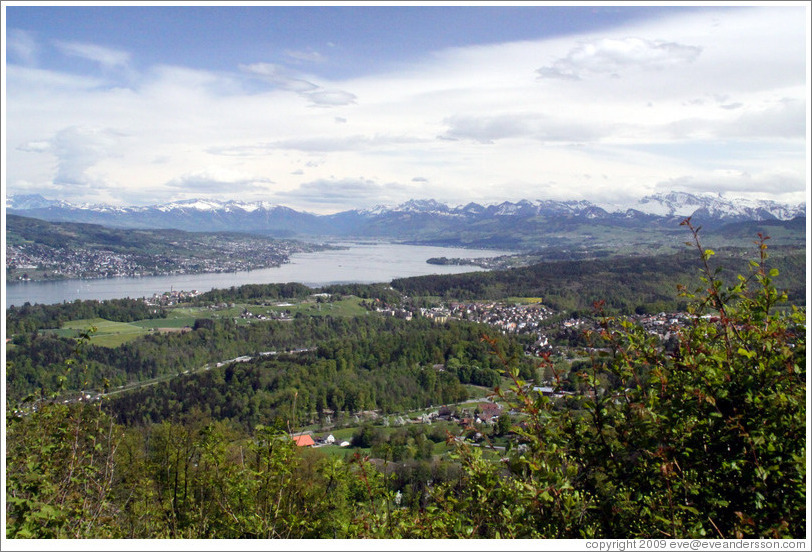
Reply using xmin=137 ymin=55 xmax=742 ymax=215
xmin=5 ymin=237 xmax=307 ymax=282
xmin=372 ymin=296 xmax=688 ymax=359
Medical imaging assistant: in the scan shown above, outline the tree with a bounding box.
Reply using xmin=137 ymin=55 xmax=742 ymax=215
xmin=494 ymin=412 xmax=512 ymax=437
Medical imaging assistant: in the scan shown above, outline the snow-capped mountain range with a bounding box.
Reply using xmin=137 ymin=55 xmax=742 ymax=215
xmin=7 ymin=191 xmax=805 ymax=221
xmin=6 ymin=191 xmax=806 ymax=244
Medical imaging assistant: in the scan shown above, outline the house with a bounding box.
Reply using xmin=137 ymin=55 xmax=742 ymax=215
xmin=477 ymin=402 xmax=502 ymax=423
xmin=532 ymin=386 xmax=570 ymax=399
xmin=292 ymin=434 xmax=315 ymax=447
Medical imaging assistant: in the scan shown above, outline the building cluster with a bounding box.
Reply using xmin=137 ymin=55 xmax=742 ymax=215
xmin=238 ymin=308 xmax=292 ymax=322
xmin=7 ymin=243 xmax=143 ymax=280
xmin=557 ymin=311 xmax=691 ymax=343
xmin=448 ymin=301 xmax=554 ymax=336
xmin=633 ymin=312 xmax=690 ymax=339
xmin=397 ymin=301 xmax=556 ymax=355
xmin=143 ymin=289 xmax=202 ymax=306
xmin=373 ymin=297 xmax=693 ymax=360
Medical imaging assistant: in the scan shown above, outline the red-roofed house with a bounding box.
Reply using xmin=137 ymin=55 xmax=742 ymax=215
xmin=293 ymin=434 xmax=315 ymax=447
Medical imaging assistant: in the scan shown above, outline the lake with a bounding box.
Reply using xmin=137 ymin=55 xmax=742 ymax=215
xmin=5 ymin=242 xmax=511 ymax=307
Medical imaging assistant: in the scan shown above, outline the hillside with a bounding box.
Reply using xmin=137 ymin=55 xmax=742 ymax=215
xmin=6 ymin=214 xmax=332 ymax=282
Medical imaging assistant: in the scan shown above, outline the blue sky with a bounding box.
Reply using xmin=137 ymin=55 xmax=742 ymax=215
xmin=3 ymin=2 xmax=809 ymax=213
xmin=6 ymin=6 xmax=691 ymax=78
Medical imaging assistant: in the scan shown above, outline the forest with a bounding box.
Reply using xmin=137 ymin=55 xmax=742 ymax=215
xmin=105 ymin=317 xmax=527 ymax=427
xmin=393 ymin=245 xmax=806 ymax=312
xmin=6 ymin=314 xmax=529 ymax=405
xmin=4 ymin=225 xmax=807 ymax=540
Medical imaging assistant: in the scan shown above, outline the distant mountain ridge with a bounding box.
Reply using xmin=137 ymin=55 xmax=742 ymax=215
xmin=626 ymin=191 xmax=805 ymax=221
xmin=6 ymin=192 xmax=806 ymax=249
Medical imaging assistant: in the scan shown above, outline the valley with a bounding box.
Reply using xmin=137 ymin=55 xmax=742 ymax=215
xmin=4 ymin=196 xmax=807 ymax=540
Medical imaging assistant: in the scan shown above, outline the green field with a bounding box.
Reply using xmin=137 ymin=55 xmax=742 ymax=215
xmin=504 ymin=296 xmax=545 ymax=304
xmin=130 ymin=314 xmax=198 ymax=329
xmin=264 ymin=297 xmax=370 ymax=317
xmin=61 ymin=317 xmax=149 ymax=347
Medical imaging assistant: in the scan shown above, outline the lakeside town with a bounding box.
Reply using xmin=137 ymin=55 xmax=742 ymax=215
xmin=6 ymin=237 xmax=328 ymax=282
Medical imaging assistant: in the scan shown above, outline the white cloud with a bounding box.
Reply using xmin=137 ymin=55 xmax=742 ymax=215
xmin=18 ymin=140 xmax=51 ymax=153
xmin=722 ymin=97 xmax=806 ymax=139
xmin=240 ymin=62 xmax=356 ymax=106
xmin=5 ymin=64 xmax=106 ymax=93
xmin=284 ymin=49 xmax=327 ymax=64
xmin=441 ymin=113 xmax=603 ymax=144
xmin=240 ymin=62 xmax=320 ymax=92
xmin=275 ymin=177 xmax=410 ymax=209
xmin=537 ymin=37 xmax=702 ymax=80
xmin=34 ymin=126 xmax=126 ymax=187
xmin=663 ymin=96 xmax=806 ymax=141
xmin=7 ymin=29 xmax=38 ymax=65
xmin=166 ymin=168 xmax=274 ymax=192
xmin=304 ymin=89 xmax=357 ymax=107
xmin=270 ymin=134 xmax=424 ymax=153
xmin=55 ymin=40 xmax=131 ymax=68
xmin=656 ymin=168 xmax=806 ymax=201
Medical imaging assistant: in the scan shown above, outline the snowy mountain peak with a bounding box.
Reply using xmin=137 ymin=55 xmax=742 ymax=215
xmin=157 ymin=199 xmax=226 ymax=212
xmin=357 ymin=204 xmax=392 ymax=216
xmin=396 ymin=199 xmax=451 ymax=213
xmin=633 ymin=191 xmax=806 ymax=220
xmin=5 ymin=194 xmax=67 ymax=210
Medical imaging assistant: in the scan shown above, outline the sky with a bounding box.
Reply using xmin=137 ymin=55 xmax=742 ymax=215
xmin=2 ymin=2 xmax=809 ymax=214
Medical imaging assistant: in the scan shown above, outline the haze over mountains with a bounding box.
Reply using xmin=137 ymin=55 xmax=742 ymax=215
xmin=7 ymin=191 xmax=806 ymax=247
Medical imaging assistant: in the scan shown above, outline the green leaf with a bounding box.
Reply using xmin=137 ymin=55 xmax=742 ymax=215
xmin=678 ymin=504 xmax=700 ymax=515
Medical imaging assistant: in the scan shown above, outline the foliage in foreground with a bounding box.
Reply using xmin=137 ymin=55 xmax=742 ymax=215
xmin=403 ymin=224 xmax=805 ymax=538
xmin=6 ymin=223 xmax=806 ymax=538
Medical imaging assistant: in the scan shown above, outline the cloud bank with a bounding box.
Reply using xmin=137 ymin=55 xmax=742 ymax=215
xmin=4 ymin=6 xmax=807 ymax=212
